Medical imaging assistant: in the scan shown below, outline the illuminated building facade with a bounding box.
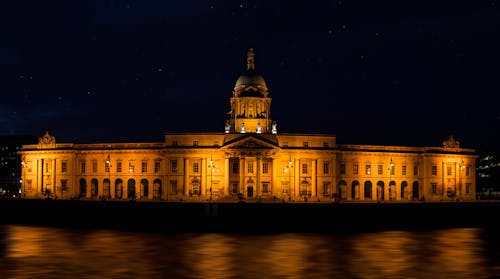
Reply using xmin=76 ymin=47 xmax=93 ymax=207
xmin=19 ymin=49 xmax=477 ymax=202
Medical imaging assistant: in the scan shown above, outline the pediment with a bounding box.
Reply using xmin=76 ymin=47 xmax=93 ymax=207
xmin=222 ymin=135 xmax=279 ymax=150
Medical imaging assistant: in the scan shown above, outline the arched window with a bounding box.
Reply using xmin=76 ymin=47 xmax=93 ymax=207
xmin=153 ymin=178 xmax=162 ymax=200
xmin=128 ymin=179 xmax=136 ymax=199
xmin=140 ymin=179 xmax=149 ymax=198
xmin=401 ymin=181 xmax=408 ymax=199
xmin=91 ymin=178 xmax=98 ymax=198
xmin=103 ymin=179 xmax=110 ymax=198
xmin=412 ymin=181 xmax=419 ymax=199
xmin=338 ymin=180 xmax=347 ymax=200
xmin=377 ymin=181 xmax=384 ymax=200
xmin=79 ymin=178 xmax=87 ymax=197
xmin=115 ymin=179 xmax=123 ymax=199
xmin=351 ymin=181 xmax=360 ymax=200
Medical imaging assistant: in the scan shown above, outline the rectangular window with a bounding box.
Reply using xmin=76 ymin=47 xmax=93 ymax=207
xmin=233 ymin=161 xmax=239 ymax=174
xmin=447 ymin=166 xmax=452 ymax=176
xmin=340 ymin=163 xmax=346 ymax=175
xmin=390 ymin=165 xmax=395 ymax=175
xmin=26 ymin=179 xmax=32 ymax=191
xmin=45 ymin=162 xmax=49 ymax=172
xmin=170 ymin=180 xmax=177 ymax=195
xmin=117 ymin=161 xmax=122 ymax=173
xmin=142 ymin=162 xmax=147 ymax=173
xmin=193 ymin=141 xmax=199 ymax=147
xmin=466 ymin=183 xmax=471 ymax=194
xmin=402 ymin=165 xmax=406 ymax=176
xmin=105 ymin=162 xmax=110 ymax=172
xmin=81 ymin=161 xmax=86 ymax=173
xmin=323 ymin=182 xmax=331 ymax=196
xmin=303 ymin=142 xmax=308 ymax=148
xmin=172 ymin=140 xmax=178 ymax=147
xmin=154 ymin=161 xmax=161 ymax=173
xmin=302 ymin=163 xmax=308 ymax=174
xmin=193 ymin=162 xmax=199 ymax=173
xmin=324 ymin=162 xmax=329 ymax=174
xmin=431 ymin=165 xmax=437 ymax=176
xmin=128 ymin=162 xmax=134 ymax=173
xmin=378 ymin=164 xmax=383 ymax=175
xmin=27 ymin=161 xmax=32 ymax=173
xmin=92 ymin=161 xmax=97 ymax=173
xmin=466 ymin=166 xmax=470 ymax=176
xmin=262 ymin=162 xmax=269 ymax=174
xmin=61 ymin=179 xmax=68 ymax=192
xmin=431 ymin=183 xmax=437 ymax=194
xmin=365 ymin=164 xmax=371 ymax=175
xmin=171 ymin=160 xmax=178 ymax=173
xmin=61 ymin=161 xmax=67 ymax=173
xmin=232 ymin=183 xmax=239 ymax=194
xmin=323 ymin=142 xmax=329 ymax=148
xmin=414 ymin=165 xmax=419 ymax=176
xmin=353 ymin=164 xmax=358 ymax=175
xmin=248 ymin=162 xmax=253 ymax=174
xmin=262 ymin=182 xmax=269 ymax=193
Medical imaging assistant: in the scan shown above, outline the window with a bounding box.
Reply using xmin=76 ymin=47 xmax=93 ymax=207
xmin=431 ymin=165 xmax=437 ymax=176
xmin=154 ymin=161 xmax=161 ymax=173
xmin=92 ymin=161 xmax=97 ymax=173
xmin=193 ymin=162 xmax=199 ymax=173
xmin=61 ymin=161 xmax=67 ymax=173
xmin=27 ymin=161 xmax=32 ymax=173
xmin=26 ymin=179 xmax=32 ymax=191
xmin=45 ymin=162 xmax=49 ymax=172
xmin=323 ymin=142 xmax=329 ymax=148
xmin=61 ymin=179 xmax=68 ymax=192
xmin=323 ymin=182 xmax=331 ymax=196
xmin=142 ymin=162 xmax=147 ymax=173
xmin=302 ymin=163 xmax=308 ymax=174
xmin=248 ymin=162 xmax=253 ymax=174
xmin=466 ymin=166 xmax=470 ymax=176
xmin=402 ymin=165 xmax=406 ymax=176
xmin=81 ymin=161 xmax=86 ymax=173
xmin=232 ymin=183 xmax=239 ymax=194
xmin=378 ymin=164 xmax=383 ymax=175
xmin=303 ymin=142 xmax=308 ymax=148
xmin=466 ymin=183 xmax=471 ymax=194
xmin=447 ymin=166 xmax=452 ymax=176
xmin=105 ymin=162 xmax=110 ymax=172
xmin=365 ymin=164 xmax=371 ymax=175
xmin=353 ymin=164 xmax=358 ymax=175
xmin=117 ymin=161 xmax=122 ymax=172
xmin=323 ymin=162 xmax=329 ymax=174
xmin=340 ymin=163 xmax=346 ymax=175
xmin=128 ymin=162 xmax=134 ymax=173
xmin=171 ymin=160 xmax=178 ymax=173
xmin=262 ymin=162 xmax=269 ymax=174
xmin=193 ymin=141 xmax=199 ymax=147
xmin=262 ymin=182 xmax=269 ymax=193
xmin=413 ymin=165 xmax=418 ymax=176
xmin=172 ymin=140 xmax=178 ymax=147
xmin=170 ymin=180 xmax=177 ymax=195
xmin=233 ymin=161 xmax=239 ymax=174
xmin=390 ymin=165 xmax=395 ymax=175
xmin=431 ymin=183 xmax=437 ymax=194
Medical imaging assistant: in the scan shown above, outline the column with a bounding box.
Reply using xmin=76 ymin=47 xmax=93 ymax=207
xmin=201 ymin=158 xmax=207 ymax=198
xmin=312 ymin=160 xmax=317 ymax=198
xmin=184 ymin=158 xmax=190 ymax=196
xmin=224 ymin=157 xmax=229 ymax=196
xmin=52 ymin=159 xmax=57 ymax=197
xmin=240 ymin=157 xmax=245 ymax=195
xmin=271 ymin=157 xmax=278 ymax=198
xmin=256 ymin=157 xmax=261 ymax=197
xmin=294 ymin=159 xmax=300 ymax=200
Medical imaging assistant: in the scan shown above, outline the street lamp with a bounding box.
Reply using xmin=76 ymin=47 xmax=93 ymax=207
xmin=208 ymin=156 xmax=215 ymax=201
xmin=388 ymin=158 xmax=394 ymax=201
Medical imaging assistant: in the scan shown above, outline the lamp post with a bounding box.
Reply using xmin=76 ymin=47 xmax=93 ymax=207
xmin=208 ymin=156 xmax=215 ymax=201
xmin=105 ymin=154 xmax=111 ymax=200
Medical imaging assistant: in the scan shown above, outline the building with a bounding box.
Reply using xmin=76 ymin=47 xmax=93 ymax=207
xmin=0 ymin=135 xmax=38 ymax=196
xmin=19 ymin=49 xmax=477 ymax=202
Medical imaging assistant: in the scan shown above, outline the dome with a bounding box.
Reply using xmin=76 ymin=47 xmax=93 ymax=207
xmin=235 ymin=70 xmax=267 ymax=88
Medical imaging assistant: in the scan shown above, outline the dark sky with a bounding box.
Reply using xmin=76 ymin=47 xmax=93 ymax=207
xmin=0 ymin=0 xmax=499 ymax=151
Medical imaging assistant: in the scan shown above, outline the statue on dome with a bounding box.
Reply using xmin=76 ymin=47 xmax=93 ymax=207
xmin=256 ymin=122 xmax=262 ymax=134
xmin=272 ymin=121 xmax=277 ymax=134
xmin=240 ymin=122 xmax=246 ymax=133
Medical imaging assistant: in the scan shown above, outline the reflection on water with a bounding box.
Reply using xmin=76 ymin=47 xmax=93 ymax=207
xmin=0 ymin=225 xmax=499 ymax=278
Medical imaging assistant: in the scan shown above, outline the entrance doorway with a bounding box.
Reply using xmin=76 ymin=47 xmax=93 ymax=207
xmin=247 ymin=186 xmax=254 ymax=197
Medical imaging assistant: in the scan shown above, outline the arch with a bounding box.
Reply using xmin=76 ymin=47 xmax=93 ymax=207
xmin=377 ymin=181 xmax=384 ymax=201
xmin=338 ymin=180 xmax=347 ymax=200
xmin=389 ymin=180 xmax=396 ymax=200
xmin=412 ymin=181 xmax=419 ymax=199
xmin=79 ymin=178 xmax=87 ymax=197
xmin=351 ymin=180 xmax=360 ymax=200
xmin=153 ymin=178 xmax=162 ymax=200
xmin=115 ymin=179 xmax=123 ymax=199
xmin=103 ymin=178 xmax=110 ymax=198
xmin=140 ymin=179 xmax=149 ymax=199
xmin=127 ymin=179 xmax=136 ymax=199
xmin=401 ymin=181 xmax=408 ymax=200
xmin=91 ymin=178 xmax=98 ymax=198
xmin=364 ymin=181 xmax=372 ymax=199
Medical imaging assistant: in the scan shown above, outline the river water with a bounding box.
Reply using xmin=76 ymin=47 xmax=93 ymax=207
xmin=0 ymin=224 xmax=498 ymax=278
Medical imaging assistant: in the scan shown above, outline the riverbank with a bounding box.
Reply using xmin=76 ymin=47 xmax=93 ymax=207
xmin=1 ymin=198 xmax=499 ymax=233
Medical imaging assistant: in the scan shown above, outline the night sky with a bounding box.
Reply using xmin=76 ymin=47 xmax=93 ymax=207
xmin=1 ymin=1 xmax=499 ymax=152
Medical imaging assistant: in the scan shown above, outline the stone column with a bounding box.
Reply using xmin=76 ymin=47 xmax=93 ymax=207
xmin=240 ymin=157 xmax=245 ymax=196
xmin=256 ymin=157 xmax=261 ymax=197
xmin=184 ymin=158 xmax=190 ymax=197
xmin=294 ymin=159 xmax=300 ymax=200
xmin=271 ymin=157 xmax=278 ymax=198
xmin=312 ymin=160 xmax=317 ymax=198
xmin=201 ymin=158 xmax=207 ymax=198
xmin=224 ymin=157 xmax=229 ymax=197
